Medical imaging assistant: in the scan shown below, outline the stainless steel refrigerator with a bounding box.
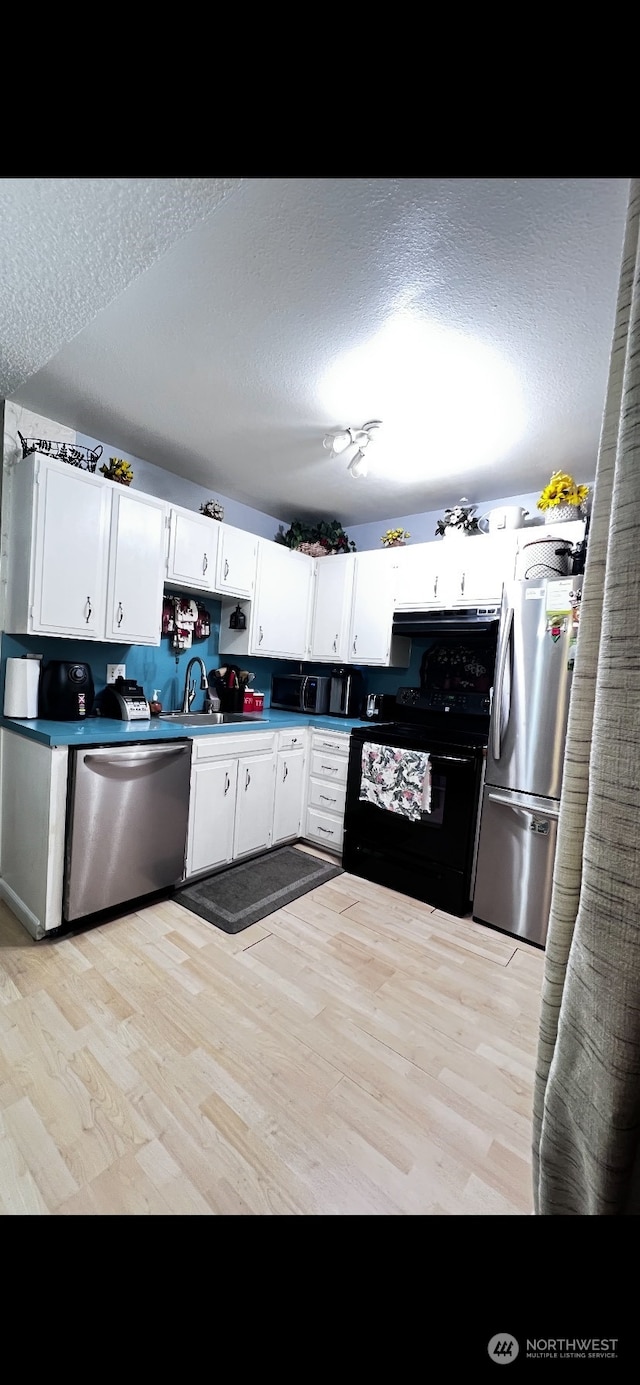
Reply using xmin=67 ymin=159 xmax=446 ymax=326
xmin=472 ymin=575 xmax=582 ymax=946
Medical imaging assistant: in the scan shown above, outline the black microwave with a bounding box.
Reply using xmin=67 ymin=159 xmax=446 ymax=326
xmin=270 ymin=674 xmax=331 ymax=714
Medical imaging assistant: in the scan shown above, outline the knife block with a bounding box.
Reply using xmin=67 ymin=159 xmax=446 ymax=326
xmin=219 ymin=687 xmax=243 ymax=713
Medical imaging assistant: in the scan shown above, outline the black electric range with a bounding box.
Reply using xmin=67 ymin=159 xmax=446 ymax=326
xmin=342 ymin=688 xmax=490 ymax=916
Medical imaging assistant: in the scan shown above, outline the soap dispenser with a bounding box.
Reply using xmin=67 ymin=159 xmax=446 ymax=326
xmin=149 ymin=688 xmax=162 ymax=716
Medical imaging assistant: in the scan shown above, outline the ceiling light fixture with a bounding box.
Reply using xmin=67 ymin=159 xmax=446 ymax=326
xmin=323 ymin=419 xmax=382 ymax=478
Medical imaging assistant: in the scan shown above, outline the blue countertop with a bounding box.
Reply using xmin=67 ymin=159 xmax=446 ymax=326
xmin=0 ymin=710 xmax=363 ymax=748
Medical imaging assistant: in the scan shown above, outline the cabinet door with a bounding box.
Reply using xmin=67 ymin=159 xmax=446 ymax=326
xmin=233 ymin=753 xmax=275 ymax=858
xmin=186 ymin=759 xmax=237 ymax=876
xmin=392 ymin=543 xmax=443 ymax=609
xmin=216 ymin=523 xmax=257 ymax=598
xmin=106 ymin=490 xmax=166 ymax=644
xmin=168 ymin=508 xmax=218 ymax=591
xmin=456 ymin=533 xmax=517 ymax=605
xmin=250 ymin=543 xmax=313 ymax=658
xmin=31 ymin=459 xmax=110 ymax=637
xmin=272 ymin=748 xmax=306 ymax=844
xmin=309 ymin=554 xmax=355 ymax=661
xmin=348 ymin=550 xmax=396 ymax=664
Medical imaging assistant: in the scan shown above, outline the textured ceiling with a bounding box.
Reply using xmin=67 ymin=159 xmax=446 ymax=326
xmin=6 ymin=177 xmax=630 ymax=524
xmin=0 ymin=177 xmax=240 ymax=395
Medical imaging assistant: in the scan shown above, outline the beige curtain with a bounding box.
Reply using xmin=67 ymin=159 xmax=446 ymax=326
xmin=533 ymin=177 xmax=640 ymax=1214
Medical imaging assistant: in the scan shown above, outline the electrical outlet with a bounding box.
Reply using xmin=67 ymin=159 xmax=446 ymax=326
xmin=107 ymin=664 xmax=126 ymax=683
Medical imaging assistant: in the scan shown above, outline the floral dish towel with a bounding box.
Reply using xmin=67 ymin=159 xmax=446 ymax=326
xmin=359 ymin=743 xmax=432 ymax=820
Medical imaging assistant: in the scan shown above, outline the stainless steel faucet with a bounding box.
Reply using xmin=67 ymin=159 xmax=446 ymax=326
xmin=182 ymin=656 xmax=209 ymax=712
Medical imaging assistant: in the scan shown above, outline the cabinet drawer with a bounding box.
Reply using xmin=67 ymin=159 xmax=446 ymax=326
xmin=305 ymin=808 xmax=343 ymax=853
xmin=278 ymin=728 xmax=307 ymax=751
xmin=192 ymin=731 xmax=275 ymax=761
xmin=310 ymin=731 xmax=350 ymax=756
xmin=308 ymin=776 xmax=346 ymax=817
xmin=310 ymin=750 xmax=348 ymax=784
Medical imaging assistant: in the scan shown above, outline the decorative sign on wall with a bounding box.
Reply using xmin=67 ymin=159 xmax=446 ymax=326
xmin=162 ymin=596 xmax=212 ymax=652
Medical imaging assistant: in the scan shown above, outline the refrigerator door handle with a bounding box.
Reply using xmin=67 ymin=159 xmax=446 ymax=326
xmin=492 ymin=604 xmax=513 ymax=762
xmin=488 ymin=790 xmax=560 ymax=820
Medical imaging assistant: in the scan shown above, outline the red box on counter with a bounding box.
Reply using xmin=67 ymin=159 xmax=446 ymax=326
xmin=243 ymin=690 xmax=264 ymax=713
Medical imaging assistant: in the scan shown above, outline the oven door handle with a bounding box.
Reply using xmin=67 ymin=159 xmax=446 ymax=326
xmin=430 ymin=754 xmax=476 ymax=765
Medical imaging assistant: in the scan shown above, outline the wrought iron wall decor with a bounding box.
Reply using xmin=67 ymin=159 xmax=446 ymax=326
xmin=17 ymin=432 xmax=103 ymax=473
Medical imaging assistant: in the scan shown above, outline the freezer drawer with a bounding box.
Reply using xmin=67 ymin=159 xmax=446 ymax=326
xmin=64 ymin=741 xmax=192 ymax=921
xmin=472 ymin=785 xmax=559 ymax=946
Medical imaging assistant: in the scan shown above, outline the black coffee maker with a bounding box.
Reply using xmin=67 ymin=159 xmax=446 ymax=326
xmin=328 ymin=667 xmax=366 ymax=718
xmin=39 ymin=660 xmax=95 ymax=720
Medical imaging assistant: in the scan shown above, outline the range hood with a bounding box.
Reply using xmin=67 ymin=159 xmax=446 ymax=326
xmin=392 ymin=606 xmax=500 ymax=636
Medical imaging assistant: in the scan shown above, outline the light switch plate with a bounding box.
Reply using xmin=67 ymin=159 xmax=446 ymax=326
xmin=107 ymin=664 xmax=126 ymax=683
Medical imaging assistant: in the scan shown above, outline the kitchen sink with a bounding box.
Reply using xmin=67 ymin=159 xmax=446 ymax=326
xmin=157 ymin=711 xmax=268 ymax=725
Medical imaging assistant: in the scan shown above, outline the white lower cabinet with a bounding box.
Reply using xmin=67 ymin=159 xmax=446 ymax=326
xmin=273 ymin=746 xmax=306 ymax=844
xmin=186 ymin=758 xmax=237 ymax=876
xmin=234 ymin=753 xmax=276 ymax=858
xmin=185 ymin=732 xmax=276 ymax=877
xmin=303 ymin=728 xmax=350 ymax=854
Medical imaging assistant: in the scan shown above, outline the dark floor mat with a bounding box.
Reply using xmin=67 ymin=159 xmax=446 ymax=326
xmin=174 ymin=846 xmax=343 ymax=933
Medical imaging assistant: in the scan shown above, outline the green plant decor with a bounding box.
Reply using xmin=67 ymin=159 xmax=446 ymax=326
xmin=275 ymin=519 xmax=356 ymax=554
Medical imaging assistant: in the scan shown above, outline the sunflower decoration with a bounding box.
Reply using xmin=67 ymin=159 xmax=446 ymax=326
xmin=537 ymin=471 xmax=589 ymax=512
xmin=100 ymin=456 xmax=134 ymax=486
xmin=381 ymin=528 xmax=411 ymax=547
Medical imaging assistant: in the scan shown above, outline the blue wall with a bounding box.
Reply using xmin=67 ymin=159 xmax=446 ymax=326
xmin=75 ymin=432 xmax=286 ymax=543
xmin=347 ymin=488 xmax=560 ymax=552
xmin=0 ymin=596 xmax=295 ymax=714
xmin=0 ymin=624 xmax=433 ymax=716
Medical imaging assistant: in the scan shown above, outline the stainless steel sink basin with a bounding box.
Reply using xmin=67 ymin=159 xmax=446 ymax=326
xmin=158 ymin=711 xmax=268 ymax=726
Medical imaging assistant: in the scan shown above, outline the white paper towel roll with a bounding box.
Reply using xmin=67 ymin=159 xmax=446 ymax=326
xmin=4 ymin=658 xmax=40 ymax=718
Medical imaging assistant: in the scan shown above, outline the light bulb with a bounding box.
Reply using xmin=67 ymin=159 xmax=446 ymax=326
xmin=348 ymin=449 xmax=368 ymax=479
xmin=329 ymin=428 xmax=353 ymax=455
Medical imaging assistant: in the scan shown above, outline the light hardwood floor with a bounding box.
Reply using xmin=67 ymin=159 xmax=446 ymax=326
xmin=0 ymin=846 xmax=544 ymax=1215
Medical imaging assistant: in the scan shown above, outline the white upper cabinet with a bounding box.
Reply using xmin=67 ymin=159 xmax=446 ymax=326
xmin=309 ymin=553 xmax=355 ymax=662
xmin=29 ymin=459 xmax=111 ymax=638
xmin=393 ymin=533 xmax=518 ymax=610
xmin=249 ymin=541 xmax=313 ymax=659
xmin=105 ymin=489 xmax=167 ymax=644
xmin=392 ymin=544 xmax=442 ymax=608
xmin=444 ymin=531 xmax=518 ymax=605
xmin=4 ymin=454 xmax=167 ymax=644
xmin=348 ymin=550 xmax=411 ymax=667
xmin=167 ymin=506 xmax=219 ymax=591
xmin=216 ymin=523 xmax=257 ymax=598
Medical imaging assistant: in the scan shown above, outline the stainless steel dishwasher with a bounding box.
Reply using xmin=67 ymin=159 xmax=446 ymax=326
xmin=64 ymin=741 xmax=192 ymax=922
